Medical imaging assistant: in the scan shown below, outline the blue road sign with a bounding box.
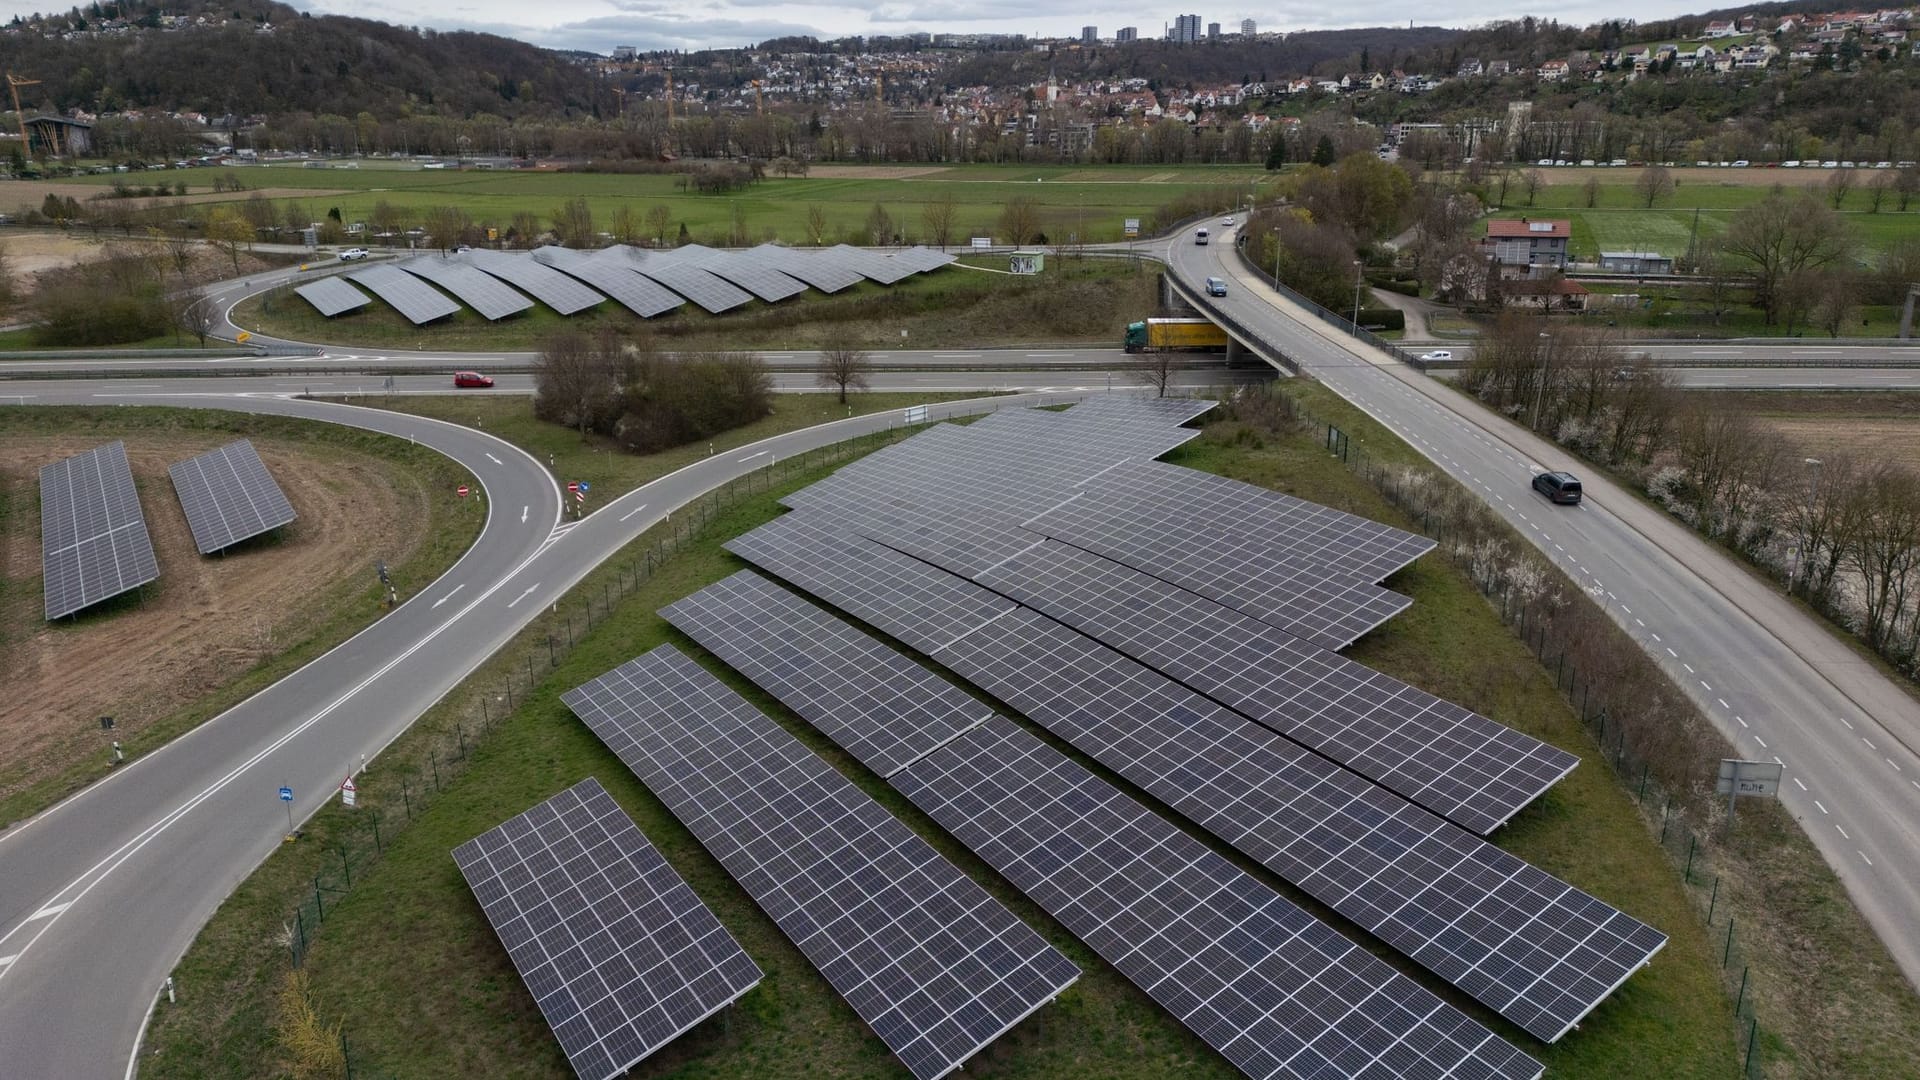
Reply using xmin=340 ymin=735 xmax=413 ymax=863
xmin=279 ymin=786 xmax=293 ymax=802
xmin=577 ymin=481 xmax=590 ymax=492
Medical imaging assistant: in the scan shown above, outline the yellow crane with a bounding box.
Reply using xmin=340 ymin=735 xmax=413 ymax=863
xmin=752 ymin=79 xmax=764 ymax=115
xmin=8 ymin=73 xmax=41 ymax=156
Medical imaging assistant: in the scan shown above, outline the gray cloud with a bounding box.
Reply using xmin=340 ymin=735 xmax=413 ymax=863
xmin=527 ymin=12 xmax=832 ymax=50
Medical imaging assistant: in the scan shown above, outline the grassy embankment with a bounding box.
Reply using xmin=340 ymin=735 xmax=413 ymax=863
xmin=140 ymin=394 xmax=1735 ymax=1079
xmin=236 ymin=253 xmax=1159 ymax=351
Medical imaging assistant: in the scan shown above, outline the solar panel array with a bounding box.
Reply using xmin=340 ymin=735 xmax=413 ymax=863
xmin=562 ymin=646 xmax=1079 ymax=1080
xmin=292 ymin=275 xmax=372 ymax=317
xmin=751 ymin=243 xmax=864 ymax=292
xmin=670 ymin=245 xmax=809 ymax=303
xmin=657 ymin=573 xmax=1542 ymax=1080
xmin=533 ymin=247 xmax=685 ymax=318
xmin=973 ymin=540 xmax=1580 ymax=834
xmin=167 ymin=439 xmax=297 ymax=555
xmin=459 ymin=249 xmax=606 ymax=315
xmin=827 ymin=244 xmax=918 ymax=284
xmin=397 ymin=256 xmax=535 ymax=320
xmin=40 ymin=442 xmax=161 ymax=620
xmin=343 ymin=262 xmax=462 ymax=324
xmin=661 ymin=571 xmax=994 ymax=777
xmin=453 ymin=778 xmax=763 ymax=1080
xmin=891 ymin=246 xmax=960 ymax=273
xmin=589 ymin=247 xmax=752 ymax=314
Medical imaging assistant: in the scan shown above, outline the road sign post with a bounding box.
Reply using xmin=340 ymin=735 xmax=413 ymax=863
xmin=279 ymin=785 xmax=295 ymax=839
xmin=341 ymin=776 xmax=357 ymax=808
xmin=1715 ymin=758 xmax=1783 ymax=830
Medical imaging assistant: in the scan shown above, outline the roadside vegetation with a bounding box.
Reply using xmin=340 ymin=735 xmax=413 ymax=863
xmin=139 ymin=394 xmax=1738 ymax=1080
xmin=238 ymin=254 xmax=1160 ymax=351
xmin=0 ymin=406 xmax=479 ymax=829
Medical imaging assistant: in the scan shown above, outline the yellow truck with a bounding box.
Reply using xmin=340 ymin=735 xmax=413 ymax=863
xmin=1123 ymin=317 xmax=1230 ymax=353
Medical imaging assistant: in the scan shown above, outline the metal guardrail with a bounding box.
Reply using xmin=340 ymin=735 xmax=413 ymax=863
xmin=1228 ymin=241 xmax=1431 ymax=372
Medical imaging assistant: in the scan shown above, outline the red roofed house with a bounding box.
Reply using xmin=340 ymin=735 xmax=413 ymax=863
xmin=1482 ymin=218 xmax=1571 ymax=271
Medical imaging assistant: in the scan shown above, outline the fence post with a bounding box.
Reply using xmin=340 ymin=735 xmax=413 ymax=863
xmin=1724 ymin=918 xmax=1736 ymax=967
xmin=1638 ymin=764 xmax=1649 ymax=804
xmin=313 ymin=878 xmax=325 ymax=921
xmin=1708 ymin=876 xmax=1721 ymax=924
xmin=458 ymin=721 xmax=467 ymax=759
xmin=1734 ymin=965 xmax=1749 ymax=1016
xmin=430 ymin=751 xmax=440 ymax=790
xmin=1744 ymin=1018 xmax=1759 ymax=1076
xmin=339 ymin=844 xmax=351 ymax=887
xmin=371 ymin=810 xmax=381 ymax=854
xmin=1661 ymin=798 xmax=1672 ymax=843
xmin=293 ymin=907 xmax=306 ymax=966
xmin=401 ymin=778 xmax=411 ymax=820
xmin=1684 ymin=835 xmax=1697 ymax=883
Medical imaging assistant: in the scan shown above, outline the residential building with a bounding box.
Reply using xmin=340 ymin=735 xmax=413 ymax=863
xmin=1081 ymin=25 xmax=1097 ymax=44
xmin=611 ymin=45 xmax=636 ymax=61
xmin=1703 ymin=19 xmax=1738 ymax=37
xmin=1482 ymin=218 xmax=1571 ymax=269
xmin=1505 ymin=277 xmax=1591 ymax=311
xmin=1207 ymin=21 xmax=1221 ymax=38
xmin=1173 ymin=14 xmax=1202 ymax=43
xmin=1116 ymin=25 xmax=1138 ymax=42
xmin=1241 ymin=17 xmax=1256 ymax=35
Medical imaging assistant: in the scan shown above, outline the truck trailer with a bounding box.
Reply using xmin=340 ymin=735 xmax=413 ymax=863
xmin=1123 ymin=317 xmax=1230 ymax=353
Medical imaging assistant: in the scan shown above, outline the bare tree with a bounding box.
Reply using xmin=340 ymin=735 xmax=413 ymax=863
xmin=1582 ymin=175 xmax=1602 ymax=208
xmin=1721 ymin=192 xmax=1853 ymax=325
xmin=422 ymin=205 xmax=471 ymax=251
xmin=173 ymin=286 xmax=215 ymax=345
xmin=1634 ymin=164 xmax=1675 ymax=208
xmin=805 ymin=204 xmax=830 ymax=247
xmin=1127 ymin=347 xmax=1186 ymax=398
xmin=509 ymin=210 xmax=542 ymax=248
xmin=1844 ymin=463 xmax=1920 ymax=651
xmin=644 ymin=204 xmax=673 ymax=246
xmin=1813 ymin=271 xmax=1859 ymax=338
xmin=533 ymin=328 xmax=629 ymax=436
xmin=1775 ymin=454 xmax=1859 ymax=601
xmin=204 ymin=207 xmax=252 ymax=272
xmin=1896 ymin=164 xmax=1920 ymax=212
xmin=998 ymin=196 xmax=1044 ymax=246
xmin=1523 ymin=168 xmax=1544 ymax=206
xmin=1867 ymin=171 xmax=1893 ymax=213
xmin=920 ymin=191 xmax=958 ymax=250
xmin=611 ymin=204 xmax=639 ymax=245
xmin=864 ymin=203 xmax=894 ymax=246
xmin=551 ymin=197 xmax=595 ymax=248
xmin=1825 ymin=168 xmax=1857 ymax=209
xmin=1692 ymin=235 xmax=1745 ymax=324
xmin=815 ymin=334 xmax=872 ymax=404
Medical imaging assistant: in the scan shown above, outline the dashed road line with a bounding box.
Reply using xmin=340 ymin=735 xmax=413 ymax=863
xmin=1837 ymin=825 xmax=1851 ymax=840
xmin=1793 ymin=777 xmax=1808 ymax=791
xmin=1816 ymin=800 xmax=1830 ymax=814
xmin=1859 ymin=851 xmax=1874 ymax=867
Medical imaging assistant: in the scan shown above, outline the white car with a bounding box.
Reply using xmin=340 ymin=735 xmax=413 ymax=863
xmin=1417 ymin=350 xmax=1454 ymax=363
xmin=338 ymin=247 xmax=369 ymax=261
xmin=1221 ymin=216 xmax=1235 ymax=227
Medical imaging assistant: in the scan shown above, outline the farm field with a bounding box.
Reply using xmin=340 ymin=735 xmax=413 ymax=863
xmin=41 ymin=162 xmax=1265 ymax=245
xmin=136 ymin=398 xmax=1733 ymax=1080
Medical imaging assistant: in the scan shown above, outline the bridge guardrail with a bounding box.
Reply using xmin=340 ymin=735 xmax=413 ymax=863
xmin=1229 ymin=241 xmax=1430 ymax=372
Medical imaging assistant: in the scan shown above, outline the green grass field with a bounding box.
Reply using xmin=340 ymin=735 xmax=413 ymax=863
xmin=239 ymin=254 xmax=1158 ymax=351
xmin=1504 ymin=181 xmax=1916 ymax=260
xmin=56 ymin=162 xmax=1265 ymax=246
xmin=137 ymin=397 xmax=1735 ymax=1080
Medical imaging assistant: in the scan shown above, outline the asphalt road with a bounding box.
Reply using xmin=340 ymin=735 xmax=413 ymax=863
xmin=0 ymin=382 xmax=1103 ymax=1079
xmin=1429 ymin=367 xmax=1920 ymax=391
xmin=1420 ymin=342 xmax=1920 ymax=366
xmin=1173 ymin=230 xmax=1920 ymax=996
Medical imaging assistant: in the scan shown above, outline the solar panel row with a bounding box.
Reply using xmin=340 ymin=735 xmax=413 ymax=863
xmin=727 ymin=514 xmax=1665 ymax=1042
xmin=669 ymin=244 xmax=810 ymax=303
xmin=658 ymin=573 xmax=1541 ymax=1080
xmin=453 ymin=778 xmax=763 ymax=1080
xmin=167 ymin=439 xmax=297 ymax=555
xmin=750 ymin=243 xmax=864 ymax=292
xmin=562 ymin=646 xmax=1079 ymax=1080
xmin=291 ymin=275 xmax=372 ymax=317
xmin=459 ymin=249 xmax=607 ymax=315
xmin=396 ymin=256 xmax=535 ymax=320
xmin=588 ymin=247 xmax=752 ymax=314
xmin=40 ymin=442 xmax=161 ymax=620
xmin=343 ymin=262 xmax=462 ymax=324
xmin=533 ymin=247 xmax=685 ymax=318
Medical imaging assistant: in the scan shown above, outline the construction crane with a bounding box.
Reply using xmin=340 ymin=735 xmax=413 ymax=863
xmin=612 ymin=87 xmax=631 ymax=119
xmin=8 ymin=73 xmax=41 ymax=157
xmin=665 ymin=67 xmax=675 ymax=123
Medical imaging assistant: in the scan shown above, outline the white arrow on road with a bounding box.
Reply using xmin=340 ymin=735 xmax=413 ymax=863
xmin=506 ymin=584 xmax=540 ymax=609
xmin=618 ymin=503 xmax=650 ymax=523
xmin=485 ymin=452 xmax=502 ymax=464
xmin=430 ymin=583 xmax=466 ymax=609
xmin=520 ymin=505 xmax=528 ymax=524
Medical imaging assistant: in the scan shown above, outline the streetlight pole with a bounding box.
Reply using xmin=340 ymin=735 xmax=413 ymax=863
xmin=1350 ymin=260 xmax=1364 ymax=336
xmin=1797 ymin=457 xmax=1823 ymax=594
xmin=1530 ymin=331 xmax=1553 ymax=432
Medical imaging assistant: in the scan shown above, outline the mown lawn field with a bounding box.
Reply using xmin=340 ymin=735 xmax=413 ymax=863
xmin=138 ymin=398 xmax=1736 ymax=1080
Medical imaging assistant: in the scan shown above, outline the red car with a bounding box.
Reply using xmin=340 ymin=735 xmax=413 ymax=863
xmin=453 ymin=371 xmax=494 ymax=388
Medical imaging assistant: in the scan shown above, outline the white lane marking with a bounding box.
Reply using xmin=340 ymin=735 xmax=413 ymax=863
xmin=1635 ymin=618 xmax=1645 ymax=627
xmin=1863 ymin=737 xmax=1877 ymax=750
xmin=618 ymin=503 xmax=650 ymax=523
xmin=431 ymin=583 xmax=466 ymax=609
xmin=1859 ymin=851 xmax=1874 ymax=867
xmin=1718 ymin=698 xmax=1730 ymax=709
xmin=1793 ymin=777 xmax=1808 ymax=791
xmin=1666 ymin=647 xmax=1678 ymax=658
xmin=1841 ymin=717 xmax=1855 ymax=730
xmin=1737 ymin=716 xmax=1749 ymax=728
xmin=1755 ymin=736 xmax=1767 ymax=748
xmin=1816 ymin=800 xmax=1829 ymax=814
xmin=485 ymin=452 xmax=502 ymax=464
xmin=1837 ymin=825 xmax=1851 ymax=840
xmin=0 ymin=954 xmax=15 ymax=967
xmin=506 ymin=585 xmax=540 ymax=608
xmin=1683 ymin=663 xmax=1695 ymax=674
xmin=738 ymin=450 xmax=769 ymax=463
xmin=1651 ymin=633 xmax=1662 ymax=642
xmin=521 ymin=505 xmax=528 ymax=524
xmin=1888 ymin=759 xmax=1901 ymax=771
xmin=27 ymin=902 xmax=71 ymax=921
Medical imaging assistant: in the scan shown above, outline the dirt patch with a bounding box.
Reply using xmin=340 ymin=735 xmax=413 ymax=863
xmin=0 ymin=180 xmax=348 ymax=215
xmin=0 ymin=231 xmax=109 ymax=279
xmin=1763 ymin=417 xmax=1920 ymax=470
xmin=800 ymin=165 xmax=950 ymax=180
xmin=0 ymin=434 xmax=427 ymax=804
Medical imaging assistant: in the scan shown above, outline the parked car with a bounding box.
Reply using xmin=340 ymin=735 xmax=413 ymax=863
xmin=1205 ymin=276 xmax=1228 ymax=297
xmin=1532 ymin=470 xmax=1583 ymax=505
xmin=453 ymin=371 xmax=494 ymax=388
xmin=1416 ymin=350 xmax=1453 ymax=362
xmin=338 ymin=247 xmax=369 ymax=261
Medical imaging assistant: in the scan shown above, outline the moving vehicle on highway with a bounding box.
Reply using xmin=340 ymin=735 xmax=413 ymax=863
xmin=1206 ymin=277 xmax=1229 ymax=297
xmin=338 ymin=247 xmax=369 ymax=261
xmin=1194 ymin=227 xmax=1210 ymax=245
xmin=1124 ymin=317 xmax=1229 ymax=353
xmin=1532 ymin=470 xmax=1583 ymax=505
xmin=453 ymin=371 xmax=495 ymax=388
xmin=1417 ymin=350 xmax=1454 ymax=363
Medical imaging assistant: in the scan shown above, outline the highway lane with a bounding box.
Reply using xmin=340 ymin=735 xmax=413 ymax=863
xmin=0 ymin=384 xmax=1115 ymax=1079
xmin=1173 ymin=230 xmax=1920 ymax=995
xmin=1420 ymin=342 xmax=1920 ymax=366
xmin=1428 ymin=367 xmax=1920 ymax=391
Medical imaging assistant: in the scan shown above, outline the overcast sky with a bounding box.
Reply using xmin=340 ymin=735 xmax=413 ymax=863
xmin=8 ymin=0 xmax=1693 ymax=53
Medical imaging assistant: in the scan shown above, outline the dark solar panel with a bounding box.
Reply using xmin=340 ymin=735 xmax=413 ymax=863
xmin=889 ymin=246 xmax=958 ymax=273
xmin=453 ymin=778 xmax=763 ymax=1080
xmin=590 ymin=247 xmax=752 ymax=314
xmin=167 ymin=439 xmax=297 ymax=555
xmin=396 ymin=256 xmax=535 ymax=320
xmin=670 ymin=245 xmax=810 ymax=302
xmin=40 ymin=441 xmax=160 ymax=620
xmin=343 ymin=262 xmax=461 ymax=324
xmin=1063 ymin=395 xmax=1219 ymax=426
xmin=459 ymin=249 xmax=607 ymax=315
xmin=897 ymin=718 xmax=1544 ymax=1080
xmin=827 ymin=244 xmax=918 ymax=284
xmin=292 ymin=275 xmax=371 ymax=317
xmin=561 ymin=646 xmax=1079 ymax=1080
xmin=934 ymin=608 xmax=1667 ymax=1044
xmin=975 ymin=540 xmax=1579 ymax=834
xmin=749 ymin=243 xmax=864 ymax=292
xmin=532 ymin=247 xmax=685 ymax=317
xmin=661 ymin=571 xmax=994 ymax=776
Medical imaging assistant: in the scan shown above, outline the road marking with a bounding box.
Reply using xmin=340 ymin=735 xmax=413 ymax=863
xmin=1864 ymin=737 xmax=1877 ymax=750
xmin=430 ymin=583 xmax=466 ymax=609
xmin=1666 ymin=647 xmax=1678 ymax=657
xmin=1683 ymin=663 xmax=1695 ymax=674
xmin=1635 ymin=618 xmax=1645 ymax=627
xmin=1840 ymin=717 xmax=1855 ymax=730
xmin=1816 ymin=800 xmax=1829 ymax=814
xmin=27 ymin=902 xmax=71 ymax=921
xmin=738 ymin=450 xmax=769 ymax=463
xmin=1718 ymin=698 xmax=1730 ymax=709
xmin=1793 ymin=777 xmax=1808 ymax=791
xmin=520 ymin=505 xmax=528 ymax=524
xmin=1737 ymin=716 xmax=1749 ymax=728
xmin=1888 ymin=759 xmax=1901 ymax=771
xmin=1755 ymin=736 xmax=1767 ymax=748
xmin=1859 ymin=851 xmax=1874 ymax=867
xmin=1651 ymin=633 xmax=1662 ymax=642
xmin=506 ymin=584 xmax=540 ymax=608
xmin=1837 ymin=825 xmax=1851 ymax=840
xmin=485 ymin=452 xmax=502 ymax=464
xmin=618 ymin=503 xmax=650 ymax=522
xmin=0 ymin=954 xmax=15 ymax=968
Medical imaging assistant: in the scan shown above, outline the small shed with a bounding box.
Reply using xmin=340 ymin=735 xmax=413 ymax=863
xmin=1010 ymin=250 xmax=1046 ymax=275
xmin=1598 ymin=251 xmax=1673 ymax=274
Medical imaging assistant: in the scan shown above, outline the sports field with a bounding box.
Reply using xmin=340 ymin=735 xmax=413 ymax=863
xmin=1506 ymin=178 xmax=1916 ymax=260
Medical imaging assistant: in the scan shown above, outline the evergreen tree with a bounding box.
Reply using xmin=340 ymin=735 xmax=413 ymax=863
xmin=1312 ymin=135 xmax=1337 ymax=167
xmin=1265 ymin=133 xmax=1287 ymax=170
